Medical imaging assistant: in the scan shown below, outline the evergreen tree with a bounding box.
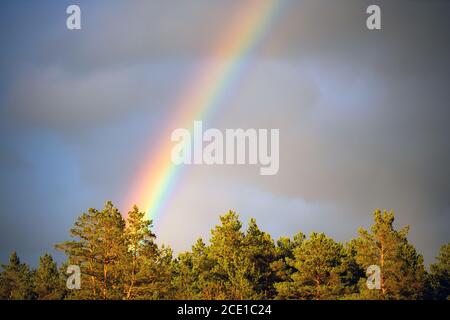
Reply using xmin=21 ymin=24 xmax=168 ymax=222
xmin=1 ymin=203 xmax=446 ymax=301
xmin=341 ymin=241 xmax=365 ymax=298
xmin=0 ymin=252 xmax=34 ymax=300
xmin=33 ymin=253 xmax=65 ymax=300
xmin=172 ymin=250 xmax=198 ymax=299
xmin=352 ymin=209 xmax=427 ymax=299
xmin=132 ymin=245 xmax=175 ymax=299
xmin=172 ymin=216 xmax=279 ymax=300
xmin=270 ymin=233 xmax=305 ymax=284
xmin=430 ymin=243 xmax=450 ymax=300
xmin=208 ymin=211 xmax=258 ymax=299
xmin=244 ymin=218 xmax=277 ymax=298
xmin=275 ymin=232 xmax=346 ymax=300
xmin=56 ymin=201 xmax=127 ymax=299
xmin=123 ymin=205 xmax=157 ymax=299
xmin=172 ymin=238 xmax=224 ymax=299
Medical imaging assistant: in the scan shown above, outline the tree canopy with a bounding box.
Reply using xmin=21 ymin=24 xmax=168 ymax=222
xmin=0 ymin=203 xmax=448 ymax=300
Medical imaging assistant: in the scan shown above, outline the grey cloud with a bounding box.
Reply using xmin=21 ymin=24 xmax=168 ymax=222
xmin=0 ymin=0 xmax=449 ymax=265
xmin=5 ymin=63 xmax=187 ymax=132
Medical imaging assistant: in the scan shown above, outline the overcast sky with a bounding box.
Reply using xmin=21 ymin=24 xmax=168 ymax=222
xmin=0 ymin=0 xmax=449 ymax=266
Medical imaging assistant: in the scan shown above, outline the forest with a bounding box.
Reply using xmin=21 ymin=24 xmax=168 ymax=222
xmin=0 ymin=201 xmax=449 ymax=300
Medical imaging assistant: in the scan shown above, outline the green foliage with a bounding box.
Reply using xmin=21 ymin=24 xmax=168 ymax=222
xmin=171 ymin=212 xmax=278 ymax=299
xmin=203 ymin=211 xmax=260 ymax=299
xmin=0 ymin=252 xmax=34 ymax=300
xmin=430 ymin=243 xmax=450 ymax=299
xmin=54 ymin=201 xmax=171 ymax=300
xmin=33 ymin=253 xmax=66 ymax=300
xmin=122 ymin=205 xmax=158 ymax=299
xmin=56 ymin=201 xmax=127 ymax=299
xmin=351 ymin=209 xmax=427 ymax=299
xmin=244 ymin=219 xmax=277 ymax=298
xmin=0 ymin=204 xmax=447 ymax=300
xmin=172 ymin=239 xmax=222 ymax=299
xmin=275 ymin=232 xmax=347 ymax=300
xmin=270 ymin=233 xmax=305 ymax=284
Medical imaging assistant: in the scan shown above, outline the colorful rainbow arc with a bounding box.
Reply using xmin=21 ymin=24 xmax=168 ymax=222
xmin=125 ymin=0 xmax=283 ymax=225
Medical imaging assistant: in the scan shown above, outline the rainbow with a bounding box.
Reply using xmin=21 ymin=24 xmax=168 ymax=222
xmin=125 ymin=0 xmax=283 ymax=226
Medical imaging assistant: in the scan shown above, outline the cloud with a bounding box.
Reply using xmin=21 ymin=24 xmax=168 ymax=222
xmin=0 ymin=0 xmax=449 ymax=265
xmin=5 ymin=63 xmax=190 ymax=132
xmin=156 ymin=169 xmax=338 ymax=253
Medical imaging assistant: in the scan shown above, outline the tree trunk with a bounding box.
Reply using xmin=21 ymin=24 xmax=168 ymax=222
xmin=380 ymin=238 xmax=386 ymax=296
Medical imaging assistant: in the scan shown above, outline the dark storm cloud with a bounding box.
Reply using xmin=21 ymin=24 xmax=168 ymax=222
xmin=0 ymin=0 xmax=449 ymax=265
xmin=5 ymin=63 xmax=189 ymax=131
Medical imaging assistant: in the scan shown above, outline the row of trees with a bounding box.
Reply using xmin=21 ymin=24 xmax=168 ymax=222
xmin=0 ymin=201 xmax=449 ymax=300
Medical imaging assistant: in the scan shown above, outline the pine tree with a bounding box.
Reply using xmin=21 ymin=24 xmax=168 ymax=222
xmin=56 ymin=201 xmax=127 ymax=299
xmin=2 ymin=202 xmax=445 ymax=300
xmin=33 ymin=253 xmax=65 ymax=300
xmin=270 ymin=233 xmax=305 ymax=285
xmin=123 ymin=205 xmax=157 ymax=299
xmin=208 ymin=211 xmax=257 ymax=299
xmin=172 ymin=250 xmax=198 ymax=299
xmin=275 ymin=232 xmax=346 ymax=300
xmin=131 ymin=244 xmax=174 ymax=299
xmin=430 ymin=243 xmax=450 ymax=300
xmin=172 ymin=216 xmax=279 ymax=300
xmin=341 ymin=241 xmax=365 ymax=298
xmin=244 ymin=218 xmax=277 ymax=298
xmin=0 ymin=252 xmax=34 ymax=300
xmin=352 ymin=209 xmax=427 ymax=299
xmin=172 ymin=238 xmax=224 ymax=299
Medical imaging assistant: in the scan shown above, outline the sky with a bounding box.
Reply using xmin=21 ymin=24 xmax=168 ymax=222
xmin=0 ymin=0 xmax=449 ymax=266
